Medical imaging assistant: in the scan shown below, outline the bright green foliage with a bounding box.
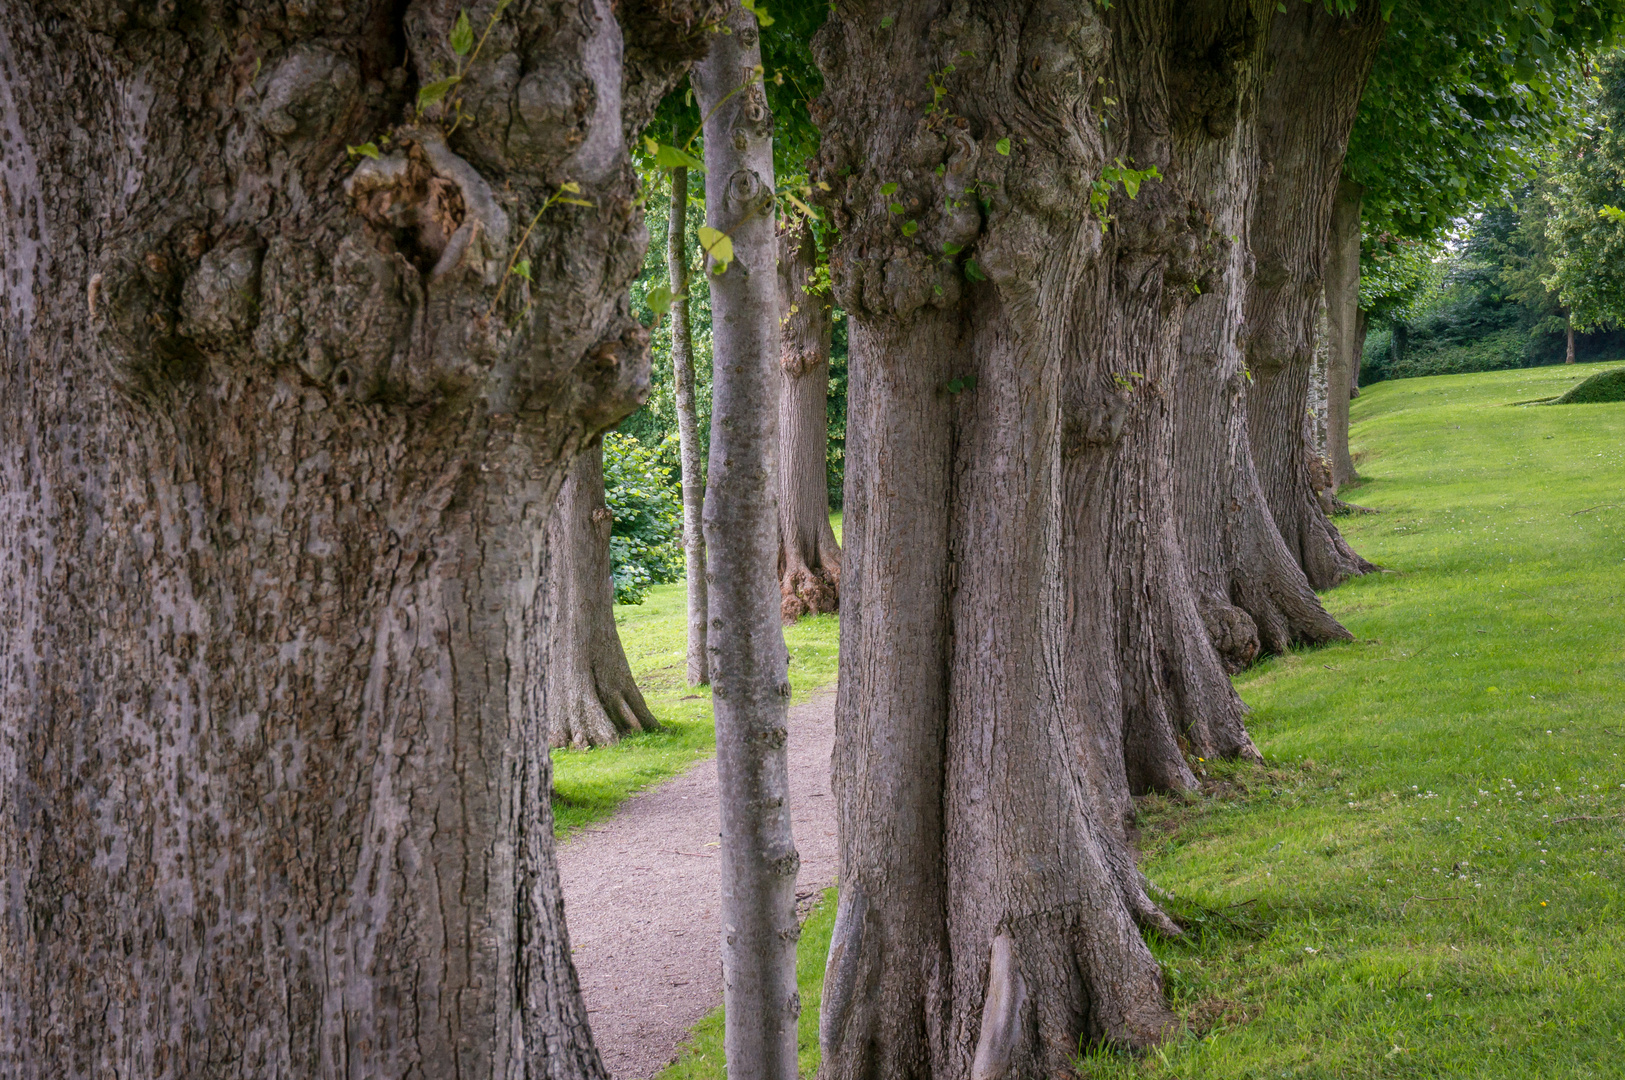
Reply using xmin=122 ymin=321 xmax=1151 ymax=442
xmin=1545 ymin=55 xmax=1625 ymax=329
xmin=603 ymin=432 xmax=684 ymax=605
xmin=1350 ymin=0 xmax=1624 ymax=245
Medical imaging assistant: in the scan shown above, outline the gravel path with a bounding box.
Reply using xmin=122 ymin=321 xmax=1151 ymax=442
xmin=557 ymin=690 xmax=838 ymax=1080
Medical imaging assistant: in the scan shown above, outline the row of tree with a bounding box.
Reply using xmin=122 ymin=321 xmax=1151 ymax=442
xmin=2 ymin=1 xmax=1621 ymax=1077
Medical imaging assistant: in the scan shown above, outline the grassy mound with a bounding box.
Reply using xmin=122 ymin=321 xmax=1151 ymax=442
xmin=1550 ymin=365 xmax=1625 ymax=404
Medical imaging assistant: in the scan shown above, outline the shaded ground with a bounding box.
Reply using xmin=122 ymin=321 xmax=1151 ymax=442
xmin=557 ymin=690 xmax=838 ymax=1079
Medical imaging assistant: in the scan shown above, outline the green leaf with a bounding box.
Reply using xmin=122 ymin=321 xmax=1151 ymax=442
xmin=741 ymin=0 xmax=775 ymax=25
xmin=902 ymin=220 xmax=919 ymax=237
xmin=698 ymin=226 xmax=734 ymax=274
xmin=417 ymin=76 xmax=461 ymax=112
xmin=646 ymin=282 xmax=672 ymax=314
xmin=654 ymin=144 xmax=706 ymax=172
xmin=347 ymin=142 xmax=381 ymax=160
xmin=941 ymin=241 xmax=963 ymax=255
xmin=889 ymin=202 xmax=905 ymax=215
xmin=880 ymin=14 xmax=894 ymax=27
xmin=450 ymin=9 xmax=474 ymax=56
xmin=513 ymin=259 xmax=532 ymax=282
xmin=881 ymin=182 xmax=899 ymax=195
xmin=964 ymin=259 xmax=988 ymax=282
xmin=996 ymin=137 xmax=1011 ymax=156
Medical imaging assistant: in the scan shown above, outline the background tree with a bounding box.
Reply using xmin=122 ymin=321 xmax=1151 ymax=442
xmin=0 ymin=0 xmax=719 ymax=1073
xmin=668 ymin=163 xmax=710 ymax=682
xmin=1243 ymin=0 xmax=1386 ymax=589
xmin=776 ymin=216 xmax=842 ymax=621
xmin=541 ymin=438 xmax=664 ymax=748
xmin=692 ymin=8 xmax=801 ymax=1077
xmin=1546 ymin=54 xmax=1625 ymax=334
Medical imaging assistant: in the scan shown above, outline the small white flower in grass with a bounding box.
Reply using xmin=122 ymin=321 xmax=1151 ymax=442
xmin=1426 ymin=993 xmax=1433 ymax=1000
xmin=1304 ymin=946 xmax=1317 ymax=954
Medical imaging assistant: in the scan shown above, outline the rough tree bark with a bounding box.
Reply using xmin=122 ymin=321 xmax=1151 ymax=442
xmin=1566 ymin=313 xmax=1576 ymax=363
xmin=669 ymin=163 xmax=710 ymax=684
xmin=776 ymin=217 xmax=842 ymax=622
xmin=1173 ymin=3 xmax=1352 ymax=672
xmin=1325 ymin=178 xmax=1363 ymax=490
xmin=692 ymin=10 xmax=800 ymax=1079
xmin=811 ymin=3 xmax=1274 ymax=1075
xmin=1245 ymin=0 xmax=1383 ymax=588
xmin=541 ymin=439 xmax=661 ymax=748
xmin=0 ymin=1 xmax=715 ymax=1075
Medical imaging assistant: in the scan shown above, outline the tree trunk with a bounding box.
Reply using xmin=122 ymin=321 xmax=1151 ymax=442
xmin=0 ymin=2 xmax=714 ymax=1074
xmin=692 ymin=11 xmax=800 ymax=1079
xmin=776 ymin=218 xmax=842 ymax=622
xmin=1352 ymin=308 xmax=1367 ymax=397
xmin=1567 ymin=313 xmax=1576 ymax=363
xmin=542 ymin=440 xmax=661 ymax=748
xmin=1245 ymin=0 xmax=1383 ymax=589
xmin=1173 ymin=4 xmax=1352 ymax=674
xmin=1325 ymin=178 xmax=1363 ymax=489
xmin=812 ymin=3 xmax=1278 ymax=1074
xmin=669 ymin=163 xmax=710 ymax=684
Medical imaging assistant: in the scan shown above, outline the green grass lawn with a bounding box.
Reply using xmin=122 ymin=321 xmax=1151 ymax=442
xmin=653 ymin=361 xmax=1625 ymax=1078
xmin=1085 ymin=360 xmax=1625 ymax=1078
xmin=550 ymin=549 xmax=842 ymax=836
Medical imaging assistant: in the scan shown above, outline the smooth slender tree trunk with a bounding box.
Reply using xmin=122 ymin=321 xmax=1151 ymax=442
xmin=1325 ymin=178 xmax=1363 ymax=489
xmin=0 ymin=2 xmax=714 ymax=1075
xmin=541 ymin=440 xmax=661 ymax=748
xmin=813 ymin=3 xmax=1279 ymax=1074
xmin=669 ymin=164 xmax=710 ymax=684
xmin=1245 ymin=0 xmax=1383 ymax=589
xmin=693 ymin=11 xmax=800 ymax=1079
xmin=1567 ymin=314 xmax=1576 ymax=363
xmin=776 ymin=218 xmax=842 ymax=622
xmin=1173 ymin=3 xmax=1351 ymax=673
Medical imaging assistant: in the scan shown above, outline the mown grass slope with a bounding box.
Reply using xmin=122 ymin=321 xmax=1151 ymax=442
xmin=1083 ymin=360 xmax=1625 ymax=1078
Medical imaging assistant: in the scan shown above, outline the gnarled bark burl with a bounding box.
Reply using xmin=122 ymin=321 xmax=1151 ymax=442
xmin=1245 ymin=0 xmax=1383 ymax=588
xmin=0 ymin=0 xmax=716 ymax=1074
xmin=540 ymin=439 xmax=661 ymax=748
xmin=776 ymin=218 xmax=842 ymax=622
xmin=813 ymin=2 xmax=1272 ymax=1075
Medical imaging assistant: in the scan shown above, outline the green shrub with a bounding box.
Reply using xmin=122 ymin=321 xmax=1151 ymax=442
xmin=603 ymin=432 xmax=684 ymax=605
xmin=1550 ymin=365 xmax=1625 ymax=404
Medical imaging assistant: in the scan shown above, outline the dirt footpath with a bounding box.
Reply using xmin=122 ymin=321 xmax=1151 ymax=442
xmin=556 ymin=691 xmax=838 ymax=1079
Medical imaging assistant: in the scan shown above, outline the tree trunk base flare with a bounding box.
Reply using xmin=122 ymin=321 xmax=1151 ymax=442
xmin=810 ymin=3 xmax=1298 ymax=1074
xmin=542 ymin=441 xmax=661 ymax=749
xmin=1245 ymin=0 xmax=1385 ymax=591
xmin=777 ymin=219 xmax=842 ymax=623
xmin=0 ymin=1 xmax=720 ymax=1073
